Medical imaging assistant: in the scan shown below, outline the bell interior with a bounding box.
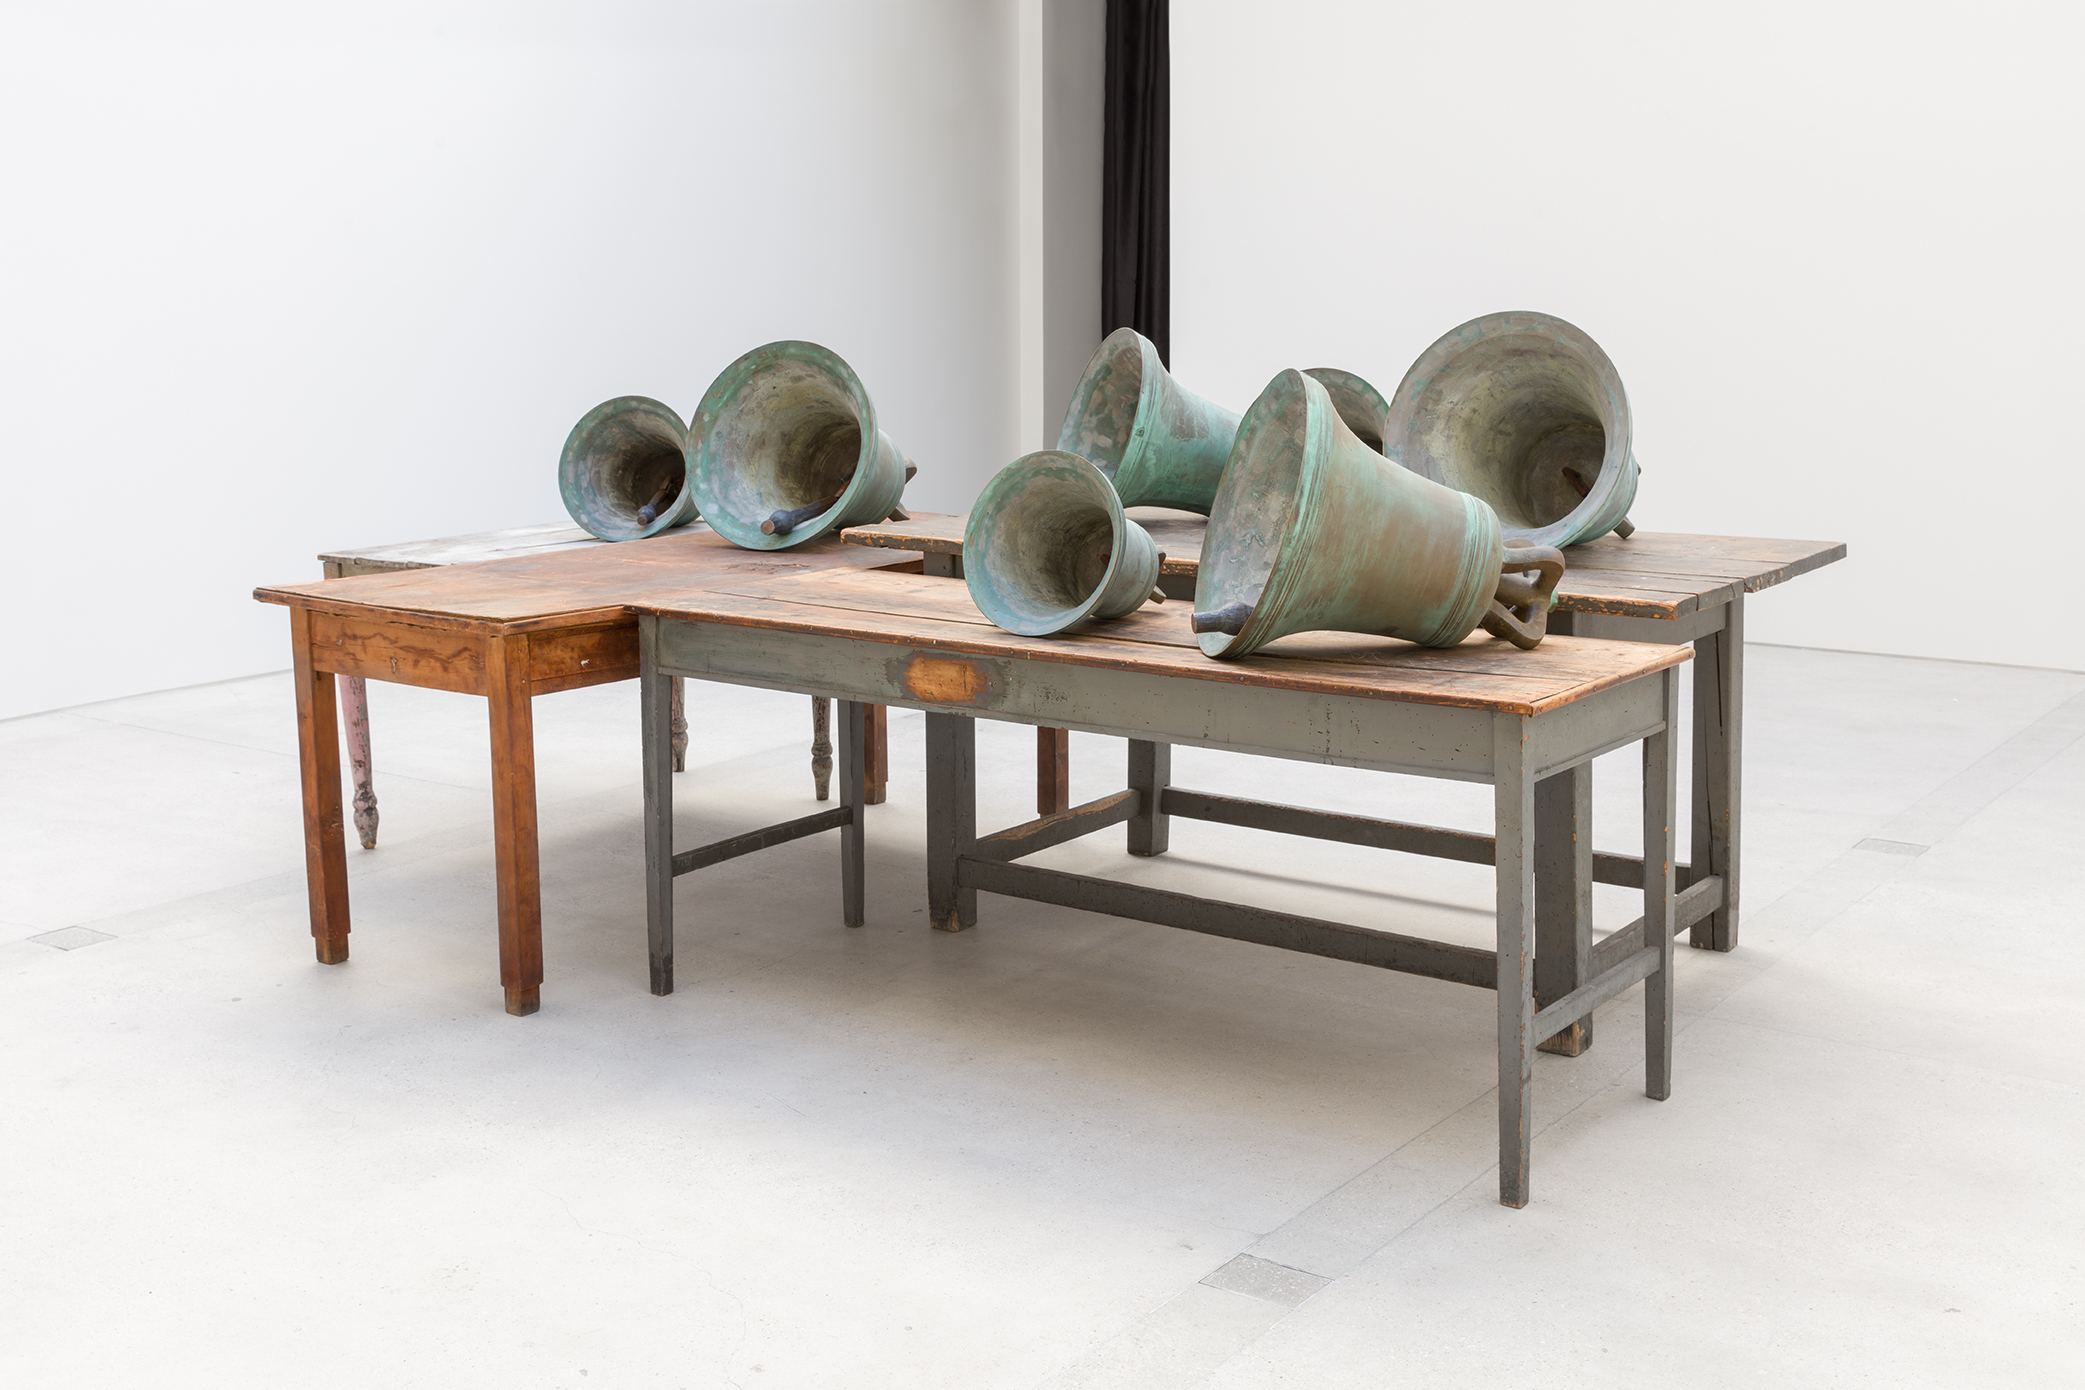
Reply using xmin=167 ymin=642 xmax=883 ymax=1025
xmin=578 ymin=414 xmax=685 ymax=530
xmin=1428 ymin=349 xmax=1610 ymax=532
xmin=1058 ymin=334 xmax=1145 ymax=474
xmin=706 ymin=360 xmax=864 ymax=523
xmin=986 ymin=471 xmax=1118 ymax=626
xmin=1200 ymin=374 xmax=1309 ymax=627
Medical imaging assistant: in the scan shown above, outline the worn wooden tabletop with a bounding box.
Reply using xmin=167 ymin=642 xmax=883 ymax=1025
xmin=258 ymin=525 xmax=924 ymax=634
xmin=629 ymin=567 xmax=1690 ymax=717
xmin=841 ymin=513 xmax=1846 ymax=621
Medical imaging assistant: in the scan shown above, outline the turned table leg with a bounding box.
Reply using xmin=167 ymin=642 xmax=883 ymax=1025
xmin=291 ymin=611 xmax=351 ymax=964
xmin=670 ymin=675 xmax=688 ymax=774
xmin=339 ymin=675 xmax=379 ymax=849
xmin=485 ymin=634 xmax=544 ymax=1016
xmin=811 ymin=696 xmax=833 ymax=801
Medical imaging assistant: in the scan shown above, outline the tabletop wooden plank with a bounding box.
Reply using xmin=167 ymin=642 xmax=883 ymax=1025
xmin=319 ymin=522 xmax=602 ymax=572
xmin=633 ymin=568 xmax=1688 ymax=716
xmin=840 ymin=516 xmax=1845 ymax=618
xmin=260 ymin=525 xmax=923 ymax=633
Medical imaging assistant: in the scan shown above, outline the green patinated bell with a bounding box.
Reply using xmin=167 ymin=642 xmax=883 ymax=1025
xmin=559 ymin=396 xmax=698 ymax=541
xmin=1056 ymin=328 xmax=1242 ymax=514
xmin=688 ymin=340 xmax=910 ymax=551
xmin=964 ymin=452 xmax=1164 ymax=637
xmin=1384 ymin=311 xmax=1639 ymax=548
xmin=1193 ymin=370 xmax=1568 ymax=661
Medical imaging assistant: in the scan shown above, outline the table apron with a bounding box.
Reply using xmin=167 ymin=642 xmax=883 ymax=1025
xmin=655 ymin=619 xmax=1666 ymax=782
xmin=1569 ymin=605 xmax=1725 ymax=645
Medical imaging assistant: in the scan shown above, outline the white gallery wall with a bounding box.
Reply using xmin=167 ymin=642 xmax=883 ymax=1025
xmin=1173 ymin=0 xmax=2084 ymax=670
xmin=0 ymin=2 xmax=1022 ymax=719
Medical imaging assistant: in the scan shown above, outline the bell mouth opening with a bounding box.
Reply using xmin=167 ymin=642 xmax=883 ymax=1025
xmin=561 ymin=402 xmax=689 ymax=540
xmin=966 ymin=455 xmax=1122 ymax=636
xmin=1195 ymin=371 xmax=1310 ymax=657
xmin=699 ymin=349 xmax=870 ymax=543
xmin=1303 ymin=368 xmax=1391 ymax=453
xmin=1435 ymin=367 xmax=1610 ymax=532
xmin=1057 ymin=328 xmax=1150 ymax=477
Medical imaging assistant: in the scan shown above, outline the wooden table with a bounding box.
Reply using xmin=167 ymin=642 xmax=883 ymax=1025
xmin=255 ymin=526 xmax=919 ymax=1015
xmin=632 ymin=566 xmax=1691 ymax=1207
xmin=843 ymin=514 xmax=1844 ymax=1056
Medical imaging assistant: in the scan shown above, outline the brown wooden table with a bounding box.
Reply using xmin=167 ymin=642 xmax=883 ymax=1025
xmin=255 ymin=526 xmax=919 ymax=1015
xmin=842 ymin=513 xmax=1845 ymax=1056
xmin=631 ymin=565 xmax=1693 ymax=1206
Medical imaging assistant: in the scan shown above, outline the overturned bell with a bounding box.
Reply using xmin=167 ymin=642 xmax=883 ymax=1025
xmin=688 ymin=341 xmax=911 ymax=550
xmin=1058 ymin=329 xmax=1397 ymax=512
xmin=1384 ymin=311 xmax=1638 ymax=547
xmin=964 ymin=451 xmax=1164 ymax=637
xmin=558 ymin=396 xmax=697 ymax=541
xmin=1192 ymin=370 xmax=1566 ymax=660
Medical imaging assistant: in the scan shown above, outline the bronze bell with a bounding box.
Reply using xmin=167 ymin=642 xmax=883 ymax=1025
xmin=1384 ymin=311 xmax=1639 ymax=547
xmin=688 ymin=341 xmax=912 ymax=550
xmin=558 ymin=396 xmax=697 ymax=541
xmin=963 ymin=451 xmax=1164 ymax=637
xmin=1192 ymin=370 xmax=1566 ymax=659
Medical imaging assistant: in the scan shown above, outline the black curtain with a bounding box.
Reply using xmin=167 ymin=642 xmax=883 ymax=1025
xmin=1102 ymin=0 xmax=1168 ymax=366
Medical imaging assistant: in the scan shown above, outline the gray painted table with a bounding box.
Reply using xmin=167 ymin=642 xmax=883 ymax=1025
xmin=632 ymin=567 xmax=1691 ymax=1207
xmin=844 ymin=516 xmax=1845 ymax=1058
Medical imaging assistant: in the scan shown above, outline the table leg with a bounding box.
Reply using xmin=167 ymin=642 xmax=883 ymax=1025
xmin=1038 ymin=727 xmax=1071 ymax=816
xmin=338 ymin=675 xmax=380 ymax=850
xmin=811 ymin=696 xmax=833 ymax=801
xmin=1534 ymin=761 xmax=1593 ymax=1057
xmin=1493 ymin=712 xmax=1536 ymax=1208
xmin=926 ymin=712 xmax=977 ymax=932
xmin=641 ymin=617 xmax=677 ymax=995
xmin=291 ymin=610 xmax=351 ymax=964
xmin=1645 ymin=668 xmax=1679 ymax=1098
xmin=864 ymin=704 xmax=889 ymax=806
xmin=484 ymin=633 xmax=543 ymax=1017
xmin=839 ymin=700 xmax=867 ymax=927
xmin=1127 ymin=740 xmax=1170 ymax=856
xmin=1691 ymin=597 xmax=1743 ymax=951
xmin=670 ymin=676 xmax=688 ymax=774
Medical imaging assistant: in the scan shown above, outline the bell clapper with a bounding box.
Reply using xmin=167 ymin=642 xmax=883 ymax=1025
xmin=1614 ymin=515 xmax=1636 ymax=539
xmin=1148 ymin=589 xmax=1166 ymax=604
xmin=635 ymin=476 xmax=678 ymax=526
xmin=1191 ymin=601 xmax=1254 ymax=635
xmin=762 ymin=493 xmax=844 ymax=536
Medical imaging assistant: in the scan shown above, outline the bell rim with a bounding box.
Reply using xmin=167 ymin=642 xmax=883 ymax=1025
xmin=687 ymin=339 xmax=881 ymax=551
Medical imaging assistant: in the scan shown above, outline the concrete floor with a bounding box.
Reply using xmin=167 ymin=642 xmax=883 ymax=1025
xmin=2 ymin=645 xmax=2080 ymax=1388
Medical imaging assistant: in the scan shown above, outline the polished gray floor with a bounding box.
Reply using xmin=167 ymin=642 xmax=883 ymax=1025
xmin=1 ymin=645 xmax=2079 ymax=1388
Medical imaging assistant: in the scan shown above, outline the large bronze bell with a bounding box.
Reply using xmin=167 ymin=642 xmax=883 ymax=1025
xmin=558 ymin=396 xmax=698 ymax=541
xmin=688 ymin=341 xmax=912 ymax=550
xmin=1057 ymin=329 xmax=1398 ymax=511
xmin=964 ymin=451 xmax=1164 ymax=637
xmin=1384 ymin=311 xmax=1639 ymax=547
xmin=1192 ymin=370 xmax=1566 ymax=659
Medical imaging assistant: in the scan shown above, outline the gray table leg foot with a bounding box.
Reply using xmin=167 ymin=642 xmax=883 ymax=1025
xmin=339 ymin=674 xmax=379 ymax=850
xmin=1493 ymin=713 xmax=1536 ymax=1208
xmin=641 ymin=619 xmax=676 ymax=995
xmin=1690 ymin=598 xmax=1742 ymax=951
xmin=1128 ymin=740 xmax=1171 ymax=857
xmin=812 ymin=696 xmax=833 ymax=802
xmin=926 ymin=712 xmax=977 ymax=932
xmin=1535 ymin=761 xmax=1593 ymax=1057
xmin=1645 ymin=668 xmax=1679 ymax=1098
xmin=839 ymin=700 xmax=867 ymax=928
